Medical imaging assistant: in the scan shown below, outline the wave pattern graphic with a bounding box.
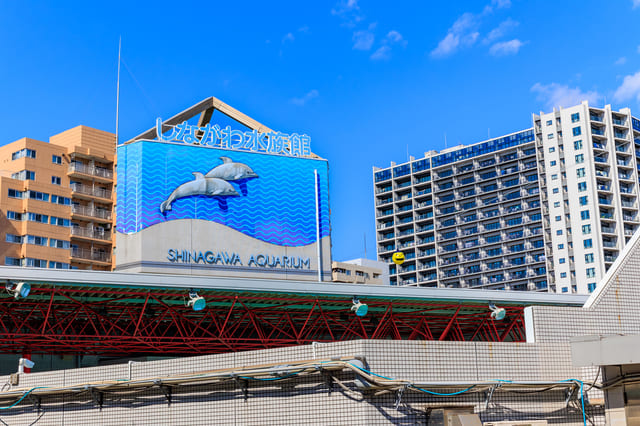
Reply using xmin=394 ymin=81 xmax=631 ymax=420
xmin=117 ymin=141 xmax=330 ymax=247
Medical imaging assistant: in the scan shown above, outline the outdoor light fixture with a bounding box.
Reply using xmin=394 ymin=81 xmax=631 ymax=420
xmin=186 ymin=291 xmax=206 ymax=311
xmin=351 ymin=297 xmax=368 ymax=317
xmin=489 ymin=303 xmax=506 ymax=320
xmin=5 ymin=282 xmax=30 ymax=299
xmin=18 ymin=358 xmax=34 ymax=374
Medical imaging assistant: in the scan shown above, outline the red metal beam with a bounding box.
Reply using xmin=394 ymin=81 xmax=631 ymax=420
xmin=0 ymin=286 xmax=527 ymax=356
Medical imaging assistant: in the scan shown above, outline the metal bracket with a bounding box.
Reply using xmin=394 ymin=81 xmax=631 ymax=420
xmin=27 ymin=394 xmax=41 ymax=414
xmin=321 ymin=370 xmax=334 ymax=396
xmin=565 ymin=386 xmax=577 ymax=408
xmin=485 ymin=384 xmax=501 ymax=409
xmin=394 ymin=385 xmax=407 ymax=410
xmin=234 ymin=378 xmax=249 ymax=402
xmin=159 ymin=385 xmax=172 ymax=405
xmin=90 ymin=388 xmax=103 ymax=410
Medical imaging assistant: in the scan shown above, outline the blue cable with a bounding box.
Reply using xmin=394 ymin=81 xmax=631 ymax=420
xmin=0 ymin=387 xmax=48 ymax=410
xmin=409 ymin=384 xmax=476 ymax=396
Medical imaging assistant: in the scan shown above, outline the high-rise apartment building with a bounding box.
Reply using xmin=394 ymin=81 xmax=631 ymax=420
xmin=373 ymin=101 xmax=640 ymax=294
xmin=0 ymin=126 xmax=115 ymax=270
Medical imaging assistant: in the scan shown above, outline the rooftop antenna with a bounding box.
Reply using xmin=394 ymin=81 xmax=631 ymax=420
xmin=115 ymin=36 xmax=122 ymax=147
xmin=363 ymin=232 xmax=367 ymax=259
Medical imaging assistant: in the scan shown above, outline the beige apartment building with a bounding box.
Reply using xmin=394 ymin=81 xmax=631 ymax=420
xmin=0 ymin=126 xmax=115 ymax=270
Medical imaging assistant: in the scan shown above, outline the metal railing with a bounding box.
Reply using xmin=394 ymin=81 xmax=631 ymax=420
xmin=70 ymin=183 xmax=112 ymax=199
xmin=71 ymin=247 xmax=111 ymax=263
xmin=70 ymin=227 xmax=112 ymax=241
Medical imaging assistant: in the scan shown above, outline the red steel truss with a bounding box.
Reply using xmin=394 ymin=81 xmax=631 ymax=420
xmin=0 ymin=286 xmax=526 ymax=356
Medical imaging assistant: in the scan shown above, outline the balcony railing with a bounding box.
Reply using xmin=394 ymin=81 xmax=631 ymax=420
xmin=71 ymin=205 xmax=112 ymax=220
xmin=70 ymin=183 xmax=112 ymax=200
xmin=71 ymin=247 xmax=111 ymax=263
xmin=70 ymin=227 xmax=112 ymax=241
xmin=69 ymin=163 xmax=113 ymax=180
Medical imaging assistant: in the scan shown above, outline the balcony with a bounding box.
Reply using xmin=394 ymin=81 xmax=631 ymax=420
xmin=602 ymin=240 xmax=617 ymax=248
xmin=71 ymin=247 xmax=111 ymax=264
xmin=70 ymin=183 xmax=112 ymax=201
xmin=71 ymin=205 xmax=112 ymax=222
xmin=613 ymin=117 xmax=626 ymax=126
xmin=70 ymin=226 xmax=112 ymax=241
xmin=68 ymin=163 xmax=114 ymax=181
xmin=593 ymin=142 xmax=606 ymax=150
xmin=591 ymin=127 xmax=605 ymax=136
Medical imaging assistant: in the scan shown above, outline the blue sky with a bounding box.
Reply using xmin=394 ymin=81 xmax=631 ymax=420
xmin=1 ymin=1 xmax=640 ymax=261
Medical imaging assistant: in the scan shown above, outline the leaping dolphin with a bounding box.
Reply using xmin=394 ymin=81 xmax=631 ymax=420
xmin=160 ymin=172 xmax=239 ymax=213
xmin=205 ymin=157 xmax=259 ymax=181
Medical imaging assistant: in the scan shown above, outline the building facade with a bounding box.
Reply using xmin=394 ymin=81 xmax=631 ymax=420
xmin=115 ymin=97 xmax=333 ymax=281
xmin=331 ymin=258 xmax=387 ymax=285
xmin=373 ymin=101 xmax=640 ymax=294
xmin=0 ymin=126 xmax=115 ymax=271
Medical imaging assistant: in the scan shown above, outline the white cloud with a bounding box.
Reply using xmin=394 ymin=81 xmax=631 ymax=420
xmin=331 ymin=0 xmax=363 ymax=27
xmin=282 ymin=33 xmax=295 ymax=43
xmin=614 ymin=70 xmax=640 ymax=103
xmin=370 ymin=46 xmax=391 ymax=61
xmin=615 ymin=57 xmax=628 ymax=66
xmin=291 ymin=89 xmax=319 ymax=106
xmin=633 ymin=0 xmax=640 ymax=8
xmin=298 ymin=26 xmax=310 ymax=33
xmin=637 ymin=44 xmax=640 ymax=54
xmin=431 ymin=13 xmax=479 ymax=58
xmin=489 ymin=39 xmax=524 ymax=56
xmin=386 ymin=30 xmax=407 ymax=46
xmin=531 ymin=83 xmax=601 ymax=110
xmin=484 ymin=18 xmax=519 ymax=43
xmin=352 ymin=30 xmax=374 ymax=50
xmin=492 ymin=0 xmax=511 ymax=8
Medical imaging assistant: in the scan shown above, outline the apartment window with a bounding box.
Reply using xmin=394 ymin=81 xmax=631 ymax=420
xmin=487 ymin=248 xmax=502 ymax=256
xmin=510 ymin=244 xmax=524 ymax=252
xmin=52 ymin=155 xmax=62 ymax=165
xmin=50 ymin=216 xmax=70 ymax=227
xmin=548 ymin=135 xmax=554 ymax=140
xmin=579 ymin=196 xmax=588 ymax=206
xmin=50 ymin=239 xmax=70 ymax=249
xmin=572 ymin=126 xmax=582 ymax=136
xmin=571 ymin=112 xmax=580 ymax=123
xmin=486 ymin=235 xmax=501 ymax=243
xmin=560 ymin=272 xmax=567 ymax=278
xmin=558 ymin=243 xmax=564 ymax=249
xmin=585 ymin=253 xmax=594 ymax=263
xmin=575 ymin=154 xmax=584 ymax=163
xmin=51 ymin=195 xmax=71 ymax=205
xmin=27 ymin=213 xmax=49 ymax=223
xmin=25 ymin=235 xmax=47 ymax=246
xmin=586 ymin=268 xmax=596 ymax=278
xmin=485 ymin=222 xmax=500 ymax=230
xmin=581 ymin=210 xmax=590 ymax=220
xmin=51 ymin=176 xmax=61 ymax=185
xmin=554 ymin=215 xmax=562 ymax=222
xmin=553 ymin=188 xmax=559 ymax=194
xmin=5 ymin=257 xmax=22 ymax=266
xmin=551 ymin=174 xmax=558 ymax=180
xmin=574 ymin=140 xmax=583 ymax=150
xmin=556 ymin=230 xmax=563 ymax=235
xmin=582 ymin=224 xmax=592 ymax=234
xmin=577 ymin=168 xmax=585 ymax=178
xmin=584 ymin=239 xmax=593 ymax=249
xmin=546 ymin=120 xmax=553 ymax=126
xmin=550 ymin=160 xmax=557 ymax=166
xmin=554 ymin=201 xmax=560 ymax=208
xmin=11 ymin=148 xmax=36 ymax=160
xmin=559 ymin=258 xmax=566 ymax=264
xmin=25 ymin=258 xmax=47 ymax=268
xmin=562 ymin=287 xmax=568 ymax=293
xmin=5 ymin=234 xmax=22 ymax=243
xmin=49 ymin=261 xmax=70 ymax=269
xmin=8 ymin=188 xmax=25 ymax=199
xmin=6 ymin=211 xmax=23 ymax=221
xmin=507 ymin=217 xmax=522 ymax=226
xmin=28 ymin=191 xmax=49 ymax=202
xmin=11 ymin=170 xmax=35 ymax=181
xmin=588 ymin=283 xmax=596 ymax=292
xmin=578 ymin=182 xmax=587 ymax=192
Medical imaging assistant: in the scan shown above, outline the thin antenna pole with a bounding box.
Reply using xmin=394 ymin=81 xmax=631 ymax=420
xmin=363 ymin=232 xmax=367 ymax=259
xmin=115 ymin=36 xmax=122 ymax=146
